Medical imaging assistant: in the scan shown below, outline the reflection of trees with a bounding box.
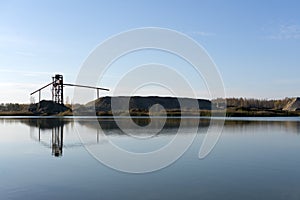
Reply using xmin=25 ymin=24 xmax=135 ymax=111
xmin=223 ymin=119 xmax=300 ymax=135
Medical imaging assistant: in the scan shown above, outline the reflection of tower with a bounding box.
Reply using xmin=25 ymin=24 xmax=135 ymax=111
xmin=28 ymin=118 xmax=105 ymax=158
xmin=52 ymin=124 xmax=64 ymax=157
xmin=52 ymin=74 xmax=63 ymax=104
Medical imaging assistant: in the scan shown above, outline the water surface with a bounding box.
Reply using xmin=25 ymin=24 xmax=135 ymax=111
xmin=1 ymin=117 xmax=300 ymax=200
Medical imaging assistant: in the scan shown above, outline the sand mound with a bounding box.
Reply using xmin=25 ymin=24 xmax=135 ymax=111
xmin=283 ymin=97 xmax=300 ymax=111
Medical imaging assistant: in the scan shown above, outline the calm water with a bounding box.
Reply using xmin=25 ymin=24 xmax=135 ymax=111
xmin=1 ymin=117 xmax=300 ymax=200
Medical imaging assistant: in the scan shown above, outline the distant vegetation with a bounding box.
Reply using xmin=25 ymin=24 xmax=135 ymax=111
xmin=212 ymin=97 xmax=300 ymax=117
xmin=213 ymin=97 xmax=291 ymax=110
xmin=0 ymin=103 xmax=33 ymax=116
xmin=0 ymin=103 xmax=28 ymax=112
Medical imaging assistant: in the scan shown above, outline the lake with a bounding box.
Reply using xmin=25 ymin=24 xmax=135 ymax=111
xmin=1 ymin=117 xmax=300 ymax=200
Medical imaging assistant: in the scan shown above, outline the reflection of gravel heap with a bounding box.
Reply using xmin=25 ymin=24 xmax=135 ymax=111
xmin=20 ymin=118 xmax=72 ymax=129
xmin=28 ymin=100 xmax=71 ymax=115
xmin=283 ymin=97 xmax=300 ymax=111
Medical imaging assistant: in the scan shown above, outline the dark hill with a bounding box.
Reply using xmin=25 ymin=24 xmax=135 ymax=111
xmin=28 ymin=100 xmax=71 ymax=115
xmin=81 ymin=96 xmax=211 ymax=114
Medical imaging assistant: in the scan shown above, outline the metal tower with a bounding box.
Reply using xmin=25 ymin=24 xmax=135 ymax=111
xmin=52 ymin=74 xmax=64 ymax=104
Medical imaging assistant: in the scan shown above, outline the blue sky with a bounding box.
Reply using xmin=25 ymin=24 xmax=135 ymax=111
xmin=0 ymin=0 xmax=300 ymax=103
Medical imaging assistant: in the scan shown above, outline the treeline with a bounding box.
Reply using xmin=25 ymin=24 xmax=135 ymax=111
xmin=0 ymin=103 xmax=28 ymax=112
xmin=213 ymin=98 xmax=292 ymax=110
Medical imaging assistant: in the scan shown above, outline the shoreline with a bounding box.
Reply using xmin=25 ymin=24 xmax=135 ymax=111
xmin=1 ymin=110 xmax=299 ymax=117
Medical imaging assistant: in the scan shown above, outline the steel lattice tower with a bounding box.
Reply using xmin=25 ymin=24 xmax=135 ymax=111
xmin=52 ymin=74 xmax=64 ymax=104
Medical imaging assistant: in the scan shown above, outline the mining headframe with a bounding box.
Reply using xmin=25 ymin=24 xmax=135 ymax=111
xmin=30 ymin=74 xmax=109 ymax=104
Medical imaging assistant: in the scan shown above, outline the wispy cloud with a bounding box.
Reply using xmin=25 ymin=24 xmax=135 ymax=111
xmin=0 ymin=82 xmax=53 ymax=103
xmin=0 ymin=69 xmax=54 ymax=76
xmin=189 ymin=31 xmax=216 ymax=37
xmin=0 ymin=34 xmax=35 ymax=47
xmin=15 ymin=51 xmax=36 ymax=57
xmin=0 ymin=82 xmax=40 ymax=89
xmin=268 ymin=24 xmax=300 ymax=40
xmin=273 ymin=78 xmax=300 ymax=85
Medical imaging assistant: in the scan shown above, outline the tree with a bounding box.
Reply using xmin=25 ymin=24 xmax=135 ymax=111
xmin=30 ymin=96 xmax=35 ymax=104
xmin=66 ymin=96 xmax=70 ymax=105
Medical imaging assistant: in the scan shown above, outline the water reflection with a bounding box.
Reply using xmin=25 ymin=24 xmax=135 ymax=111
xmin=16 ymin=117 xmax=210 ymax=158
xmin=224 ymin=119 xmax=300 ymax=135
xmin=78 ymin=117 xmax=210 ymax=134
xmin=4 ymin=117 xmax=300 ymax=158
xmin=20 ymin=118 xmax=72 ymax=157
xmin=12 ymin=117 xmax=300 ymax=134
xmin=51 ymin=125 xmax=63 ymax=157
xmin=20 ymin=118 xmax=72 ymax=129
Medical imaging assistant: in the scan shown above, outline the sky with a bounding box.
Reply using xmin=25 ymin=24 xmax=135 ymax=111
xmin=0 ymin=0 xmax=300 ymax=103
